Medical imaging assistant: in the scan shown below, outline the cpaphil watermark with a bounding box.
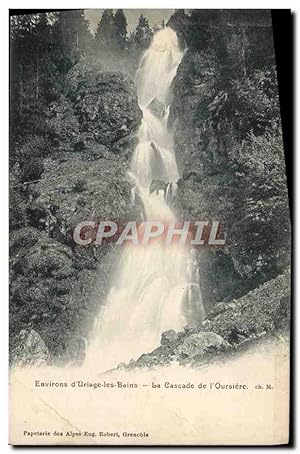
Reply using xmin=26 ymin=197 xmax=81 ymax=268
xmin=73 ymin=221 xmax=225 ymax=247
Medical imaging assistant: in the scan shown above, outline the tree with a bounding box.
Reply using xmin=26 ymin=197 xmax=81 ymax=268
xmin=10 ymin=13 xmax=53 ymax=147
xmin=125 ymin=14 xmax=154 ymax=75
xmin=95 ymin=9 xmax=115 ymax=51
xmin=114 ymin=9 xmax=127 ymax=51
xmin=51 ymin=10 xmax=92 ymax=65
xmin=10 ymin=10 xmax=92 ymax=163
xmin=10 ymin=14 xmax=39 ymax=39
xmin=134 ymin=14 xmax=152 ymax=50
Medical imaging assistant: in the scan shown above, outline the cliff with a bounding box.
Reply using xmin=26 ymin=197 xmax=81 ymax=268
xmin=10 ymin=59 xmax=142 ymax=363
xmin=168 ymin=10 xmax=290 ymax=307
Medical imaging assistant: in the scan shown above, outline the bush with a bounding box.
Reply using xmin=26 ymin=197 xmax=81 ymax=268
xmin=20 ymin=156 xmax=44 ymax=183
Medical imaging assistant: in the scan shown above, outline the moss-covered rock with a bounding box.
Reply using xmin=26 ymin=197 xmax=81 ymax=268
xmin=168 ymin=10 xmax=290 ymax=306
xmin=66 ymin=60 xmax=142 ymax=148
xmin=10 ymin=329 xmax=50 ymax=367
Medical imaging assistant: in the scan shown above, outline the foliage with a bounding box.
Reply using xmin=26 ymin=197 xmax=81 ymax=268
xmin=95 ymin=9 xmax=115 ymax=50
xmin=170 ymin=9 xmax=290 ymax=304
xmin=10 ymin=9 xmax=149 ymax=359
xmin=128 ymin=14 xmax=154 ymax=73
xmin=114 ymin=9 xmax=127 ymax=50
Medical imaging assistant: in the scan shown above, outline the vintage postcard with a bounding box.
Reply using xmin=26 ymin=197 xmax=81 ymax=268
xmin=9 ymin=9 xmax=291 ymax=445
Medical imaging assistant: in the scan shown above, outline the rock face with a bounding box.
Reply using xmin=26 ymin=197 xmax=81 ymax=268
xmin=167 ymin=10 xmax=291 ymax=307
xmin=66 ymin=59 xmax=142 ymax=149
xmin=127 ymin=268 xmax=290 ymax=369
xmin=10 ymin=62 xmax=142 ymax=362
xmin=10 ymin=329 xmax=50 ymax=367
xmin=176 ymin=332 xmax=230 ymax=361
xmin=201 ymin=268 xmax=290 ymax=343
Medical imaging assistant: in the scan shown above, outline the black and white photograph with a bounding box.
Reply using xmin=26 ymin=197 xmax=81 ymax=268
xmin=8 ymin=7 xmax=292 ymax=446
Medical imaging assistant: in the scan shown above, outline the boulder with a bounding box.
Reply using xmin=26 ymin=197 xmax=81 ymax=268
xmin=11 ymin=329 xmax=50 ymax=367
xmin=175 ymin=331 xmax=230 ymax=360
xmin=147 ymin=98 xmax=166 ymax=118
xmin=161 ymin=329 xmax=178 ymax=346
xmin=66 ymin=61 xmax=142 ymax=148
xmin=150 ymin=179 xmax=167 ymax=195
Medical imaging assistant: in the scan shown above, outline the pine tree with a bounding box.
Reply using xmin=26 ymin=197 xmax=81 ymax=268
xmin=67 ymin=10 xmax=93 ymax=54
xmin=10 ymin=13 xmax=52 ymax=146
xmin=134 ymin=14 xmax=152 ymax=50
xmin=114 ymin=9 xmax=127 ymax=51
xmin=95 ymin=9 xmax=115 ymax=51
xmin=126 ymin=15 xmax=153 ymax=76
xmin=10 ymin=11 xmax=88 ymax=150
xmin=50 ymin=12 xmax=77 ymax=70
xmin=52 ymin=10 xmax=92 ymax=65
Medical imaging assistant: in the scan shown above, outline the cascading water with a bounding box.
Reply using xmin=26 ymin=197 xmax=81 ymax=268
xmin=86 ymin=27 xmax=204 ymax=372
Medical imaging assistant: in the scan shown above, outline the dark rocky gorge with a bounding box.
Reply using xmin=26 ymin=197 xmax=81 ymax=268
xmin=10 ymin=10 xmax=290 ymax=368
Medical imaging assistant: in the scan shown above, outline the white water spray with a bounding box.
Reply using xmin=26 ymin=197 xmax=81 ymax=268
xmin=86 ymin=28 xmax=204 ymax=372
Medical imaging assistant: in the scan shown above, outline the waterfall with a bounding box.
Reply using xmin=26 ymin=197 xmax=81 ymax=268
xmin=86 ymin=27 xmax=204 ymax=372
xmin=165 ymin=182 xmax=178 ymax=207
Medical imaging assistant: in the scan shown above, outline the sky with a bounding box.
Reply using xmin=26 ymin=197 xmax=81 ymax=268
xmin=84 ymin=9 xmax=174 ymax=34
